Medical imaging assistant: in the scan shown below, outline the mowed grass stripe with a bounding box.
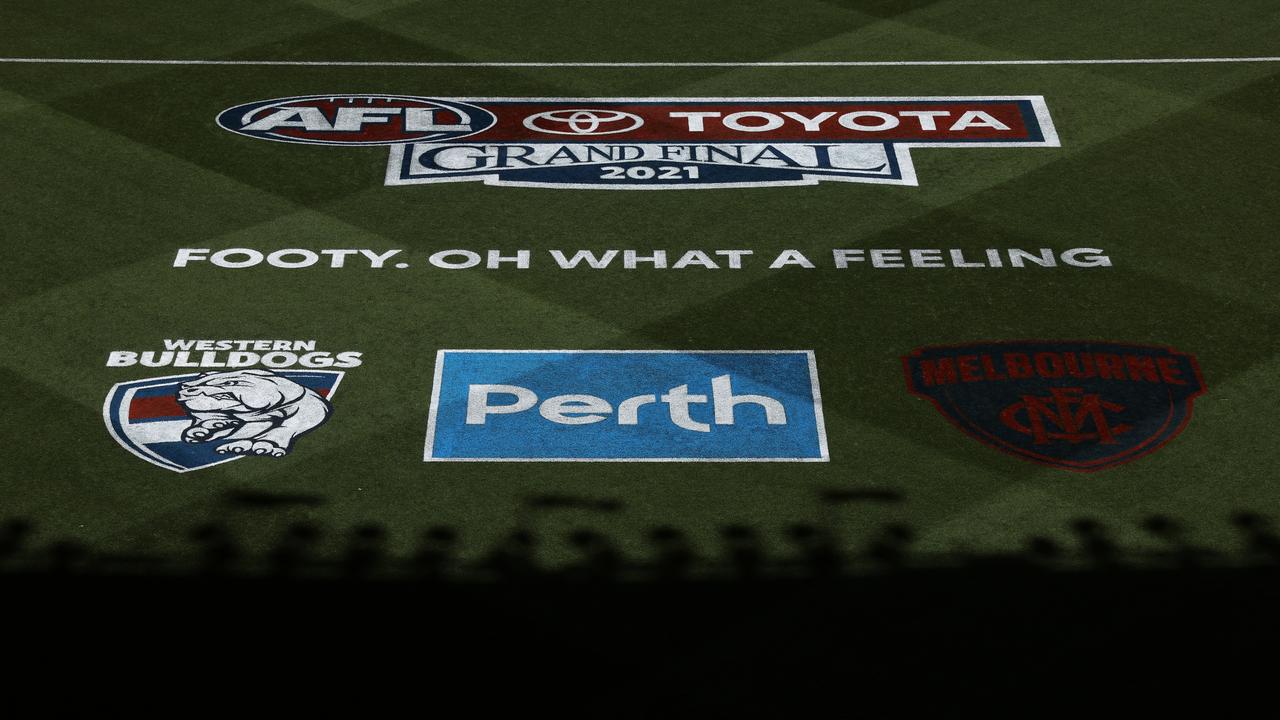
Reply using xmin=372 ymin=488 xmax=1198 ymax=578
xmin=0 ymin=100 xmax=307 ymax=306
xmin=5 ymin=0 xmax=1279 ymax=64
xmin=939 ymin=90 xmax=1280 ymax=312
xmin=875 ymin=0 xmax=1280 ymax=64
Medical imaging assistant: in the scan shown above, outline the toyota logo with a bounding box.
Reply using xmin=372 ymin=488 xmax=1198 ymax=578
xmin=522 ymin=109 xmax=645 ymax=136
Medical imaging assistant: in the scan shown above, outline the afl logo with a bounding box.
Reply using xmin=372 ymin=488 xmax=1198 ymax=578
xmin=216 ymin=95 xmax=495 ymax=146
xmin=522 ymin=109 xmax=645 ymax=136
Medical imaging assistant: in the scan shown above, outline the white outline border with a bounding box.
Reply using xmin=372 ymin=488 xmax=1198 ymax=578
xmin=4 ymin=56 xmax=1279 ymax=68
xmin=423 ymin=349 xmax=830 ymax=463
xmin=383 ymin=95 xmax=1058 ymax=190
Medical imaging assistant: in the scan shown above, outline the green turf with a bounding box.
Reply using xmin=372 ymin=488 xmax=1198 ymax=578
xmin=1 ymin=0 xmax=1278 ymax=568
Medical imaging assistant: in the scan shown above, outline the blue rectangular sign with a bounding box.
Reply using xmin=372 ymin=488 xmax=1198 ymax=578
xmin=424 ymin=350 xmax=828 ymax=461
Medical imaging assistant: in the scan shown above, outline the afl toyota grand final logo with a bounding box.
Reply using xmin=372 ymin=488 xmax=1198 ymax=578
xmin=217 ymin=95 xmax=1059 ymax=189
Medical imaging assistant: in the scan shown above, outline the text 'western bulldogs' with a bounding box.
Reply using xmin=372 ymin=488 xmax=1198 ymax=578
xmin=107 ymin=339 xmax=363 ymax=369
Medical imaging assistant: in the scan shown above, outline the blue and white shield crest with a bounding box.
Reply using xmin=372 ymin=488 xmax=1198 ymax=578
xmin=103 ymin=370 xmax=343 ymax=473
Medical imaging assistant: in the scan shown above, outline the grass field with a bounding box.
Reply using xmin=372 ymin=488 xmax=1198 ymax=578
xmin=2 ymin=0 xmax=1279 ymax=574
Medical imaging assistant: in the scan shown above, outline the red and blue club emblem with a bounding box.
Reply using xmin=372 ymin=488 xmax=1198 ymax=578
xmin=903 ymin=341 xmax=1205 ymax=472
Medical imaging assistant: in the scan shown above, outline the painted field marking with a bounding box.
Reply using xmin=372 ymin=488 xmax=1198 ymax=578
xmin=2 ymin=56 xmax=1280 ymax=68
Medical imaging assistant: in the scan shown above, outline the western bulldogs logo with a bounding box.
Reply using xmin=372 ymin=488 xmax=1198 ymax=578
xmin=903 ymin=341 xmax=1205 ymax=472
xmin=105 ymin=369 xmax=341 ymax=473
xmin=103 ymin=340 xmax=357 ymax=472
xmin=218 ymin=95 xmax=1058 ymax=189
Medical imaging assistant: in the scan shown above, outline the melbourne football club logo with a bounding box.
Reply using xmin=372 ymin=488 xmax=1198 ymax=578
xmin=103 ymin=339 xmax=360 ymax=472
xmin=216 ymin=95 xmax=1058 ymax=190
xmin=903 ymin=341 xmax=1205 ymax=472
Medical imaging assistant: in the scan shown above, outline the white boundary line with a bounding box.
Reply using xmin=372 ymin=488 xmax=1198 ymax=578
xmin=3 ymin=56 xmax=1280 ymax=68
xmin=422 ymin=349 xmax=447 ymax=460
xmin=422 ymin=349 xmax=830 ymax=462
xmin=806 ymin=352 xmax=831 ymax=463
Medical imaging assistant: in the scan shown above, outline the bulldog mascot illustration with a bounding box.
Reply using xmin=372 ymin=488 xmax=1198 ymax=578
xmin=176 ymin=369 xmax=333 ymax=457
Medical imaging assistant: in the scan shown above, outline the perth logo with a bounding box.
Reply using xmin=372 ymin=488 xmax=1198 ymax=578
xmin=425 ymin=350 xmax=828 ymax=461
xmin=103 ymin=339 xmax=361 ymax=472
xmin=903 ymin=341 xmax=1205 ymax=472
xmin=216 ymin=95 xmax=1058 ymax=189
